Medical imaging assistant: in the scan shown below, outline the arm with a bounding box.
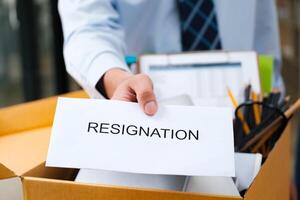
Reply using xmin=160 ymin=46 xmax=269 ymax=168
xmin=58 ymin=0 xmax=157 ymax=115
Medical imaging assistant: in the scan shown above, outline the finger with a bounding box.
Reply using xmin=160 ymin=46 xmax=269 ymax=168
xmin=129 ymin=74 xmax=158 ymax=116
xmin=111 ymin=87 xmax=137 ymax=102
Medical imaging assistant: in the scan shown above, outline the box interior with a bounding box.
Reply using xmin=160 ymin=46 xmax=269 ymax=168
xmin=0 ymin=127 xmax=51 ymax=177
xmin=0 ymin=122 xmax=290 ymax=198
xmin=0 ymin=91 xmax=291 ymax=200
xmin=0 ymin=126 xmax=78 ymax=181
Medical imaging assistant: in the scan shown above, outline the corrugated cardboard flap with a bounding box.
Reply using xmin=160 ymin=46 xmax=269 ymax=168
xmin=0 ymin=90 xmax=292 ymax=199
xmin=0 ymin=90 xmax=88 ymax=136
xmin=243 ymin=125 xmax=291 ymax=199
xmin=22 ymin=177 xmax=241 ymax=200
xmin=0 ymin=127 xmax=52 ymax=178
xmin=0 ymin=90 xmax=88 ymax=179
xmin=0 ymin=163 xmax=16 ymax=179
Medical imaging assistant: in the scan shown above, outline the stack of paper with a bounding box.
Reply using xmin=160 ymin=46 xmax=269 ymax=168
xmin=47 ymin=96 xmax=261 ymax=197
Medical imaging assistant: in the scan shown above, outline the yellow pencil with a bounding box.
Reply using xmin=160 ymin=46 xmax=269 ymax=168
xmin=251 ymin=91 xmax=261 ymax=125
xmin=227 ymin=88 xmax=251 ymax=135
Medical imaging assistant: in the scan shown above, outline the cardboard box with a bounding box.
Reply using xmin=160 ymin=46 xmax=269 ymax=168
xmin=0 ymin=91 xmax=291 ymax=200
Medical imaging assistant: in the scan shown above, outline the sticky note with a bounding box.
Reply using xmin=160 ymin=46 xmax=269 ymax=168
xmin=258 ymin=55 xmax=273 ymax=96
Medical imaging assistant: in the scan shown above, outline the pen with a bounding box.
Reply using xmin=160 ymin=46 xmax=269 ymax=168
xmin=244 ymin=84 xmax=251 ymax=102
xmin=244 ymin=84 xmax=254 ymax=129
xmin=270 ymin=89 xmax=281 ymax=106
xmin=279 ymin=96 xmax=290 ymax=111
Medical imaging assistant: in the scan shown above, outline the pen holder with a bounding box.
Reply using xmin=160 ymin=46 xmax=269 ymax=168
xmin=234 ymin=101 xmax=290 ymax=158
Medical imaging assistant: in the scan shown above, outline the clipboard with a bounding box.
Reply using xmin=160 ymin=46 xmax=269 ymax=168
xmin=138 ymin=51 xmax=261 ymax=108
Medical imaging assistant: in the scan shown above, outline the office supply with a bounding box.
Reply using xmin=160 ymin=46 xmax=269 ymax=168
xmin=258 ymin=55 xmax=273 ymax=97
xmin=0 ymin=177 xmax=23 ymax=200
xmin=285 ymin=97 xmax=300 ymax=117
xmin=183 ymin=153 xmax=262 ymax=196
xmin=139 ymin=51 xmax=261 ymax=107
xmin=47 ymin=97 xmax=235 ymax=177
xmin=237 ymin=97 xmax=300 ymax=154
xmin=243 ymin=84 xmax=254 ymax=132
xmin=234 ymin=153 xmax=262 ymax=192
xmin=231 ymin=83 xmax=299 ymax=159
xmin=227 ymin=88 xmax=250 ymax=135
xmin=76 ymin=153 xmax=262 ymax=197
xmin=279 ymin=96 xmax=290 ymax=111
xmin=244 ymin=84 xmax=251 ymax=102
xmin=227 ymin=87 xmax=239 ymax=108
xmin=251 ymin=91 xmax=261 ymax=125
xmin=76 ymin=94 xmax=193 ymax=192
xmin=76 ymin=170 xmax=186 ymax=191
xmin=184 ymin=176 xmax=240 ymax=196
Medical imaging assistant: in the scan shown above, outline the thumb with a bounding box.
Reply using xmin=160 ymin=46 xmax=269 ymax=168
xmin=141 ymin=93 xmax=157 ymax=116
xmin=129 ymin=74 xmax=158 ymax=116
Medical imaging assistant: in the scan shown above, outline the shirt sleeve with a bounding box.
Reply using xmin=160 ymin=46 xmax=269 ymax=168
xmin=253 ymin=0 xmax=283 ymax=90
xmin=58 ymin=0 xmax=130 ymax=98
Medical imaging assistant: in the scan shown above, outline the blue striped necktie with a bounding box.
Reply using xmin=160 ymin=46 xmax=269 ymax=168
xmin=177 ymin=0 xmax=222 ymax=51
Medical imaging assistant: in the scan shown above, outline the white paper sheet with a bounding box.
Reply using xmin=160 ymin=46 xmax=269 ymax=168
xmin=235 ymin=153 xmax=262 ymax=191
xmin=183 ymin=153 xmax=262 ymax=196
xmin=184 ymin=176 xmax=240 ymax=196
xmin=76 ymin=169 xmax=186 ymax=191
xmin=75 ymin=95 xmax=194 ymax=191
xmin=0 ymin=177 xmax=23 ymax=200
xmin=149 ymin=62 xmax=243 ymax=106
xmin=46 ymin=98 xmax=235 ymax=177
xmin=139 ymin=52 xmax=261 ymax=107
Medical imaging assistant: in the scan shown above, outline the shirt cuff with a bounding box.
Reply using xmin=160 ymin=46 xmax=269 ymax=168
xmin=85 ymin=52 xmax=130 ymax=98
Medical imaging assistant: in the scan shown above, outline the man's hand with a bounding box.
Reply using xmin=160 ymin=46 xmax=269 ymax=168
xmin=102 ymin=68 xmax=158 ymax=116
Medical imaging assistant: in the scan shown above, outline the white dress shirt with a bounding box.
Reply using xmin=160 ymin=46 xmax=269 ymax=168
xmin=59 ymin=0 xmax=282 ymax=98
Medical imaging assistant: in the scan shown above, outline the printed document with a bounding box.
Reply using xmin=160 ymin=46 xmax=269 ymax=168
xmin=46 ymin=98 xmax=235 ymax=177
